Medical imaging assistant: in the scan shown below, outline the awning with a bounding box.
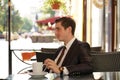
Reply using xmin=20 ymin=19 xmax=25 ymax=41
xmin=36 ymin=16 xmax=60 ymax=25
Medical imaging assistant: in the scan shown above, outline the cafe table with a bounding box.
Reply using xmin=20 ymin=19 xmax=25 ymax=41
xmin=6 ymin=72 xmax=120 ymax=80
xmin=6 ymin=73 xmax=94 ymax=80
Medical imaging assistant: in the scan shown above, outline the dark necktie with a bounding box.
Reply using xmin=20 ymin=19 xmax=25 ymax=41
xmin=56 ymin=46 xmax=66 ymax=65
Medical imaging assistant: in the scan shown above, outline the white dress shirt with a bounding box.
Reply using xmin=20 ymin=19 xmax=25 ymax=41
xmin=55 ymin=37 xmax=76 ymax=75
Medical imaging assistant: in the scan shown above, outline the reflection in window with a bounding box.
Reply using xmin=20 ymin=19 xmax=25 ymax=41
xmin=87 ymin=0 xmax=116 ymax=52
xmin=117 ymin=0 xmax=120 ymax=51
xmin=87 ymin=0 xmax=103 ymax=47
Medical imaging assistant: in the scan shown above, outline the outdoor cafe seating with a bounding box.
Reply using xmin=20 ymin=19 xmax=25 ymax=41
xmin=7 ymin=46 xmax=120 ymax=80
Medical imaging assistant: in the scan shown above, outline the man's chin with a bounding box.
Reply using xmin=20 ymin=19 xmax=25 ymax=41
xmin=56 ymin=37 xmax=64 ymax=41
xmin=58 ymin=39 xmax=63 ymax=41
xmin=57 ymin=38 xmax=63 ymax=41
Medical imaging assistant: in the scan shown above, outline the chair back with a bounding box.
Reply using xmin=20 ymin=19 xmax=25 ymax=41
xmin=91 ymin=52 xmax=120 ymax=72
xmin=21 ymin=52 xmax=36 ymax=61
xmin=36 ymin=52 xmax=56 ymax=62
xmin=41 ymin=48 xmax=57 ymax=53
xmin=90 ymin=46 xmax=102 ymax=52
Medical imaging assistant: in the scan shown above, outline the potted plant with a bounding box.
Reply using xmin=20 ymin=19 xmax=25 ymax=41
xmin=46 ymin=0 xmax=65 ymax=10
xmin=51 ymin=1 xmax=61 ymax=9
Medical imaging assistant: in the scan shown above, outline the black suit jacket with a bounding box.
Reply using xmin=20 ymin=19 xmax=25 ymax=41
xmin=54 ymin=39 xmax=93 ymax=75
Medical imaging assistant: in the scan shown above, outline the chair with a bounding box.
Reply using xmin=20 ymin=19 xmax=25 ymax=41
xmin=91 ymin=51 xmax=120 ymax=72
xmin=21 ymin=52 xmax=36 ymax=61
xmin=17 ymin=52 xmax=36 ymax=74
xmin=18 ymin=52 xmax=56 ymax=74
xmin=41 ymin=48 xmax=57 ymax=53
xmin=36 ymin=52 xmax=56 ymax=62
xmin=90 ymin=46 xmax=102 ymax=54
xmin=90 ymin=46 xmax=102 ymax=52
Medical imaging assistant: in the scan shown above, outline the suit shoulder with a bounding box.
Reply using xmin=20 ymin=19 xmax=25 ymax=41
xmin=76 ymin=40 xmax=91 ymax=51
xmin=76 ymin=39 xmax=90 ymax=47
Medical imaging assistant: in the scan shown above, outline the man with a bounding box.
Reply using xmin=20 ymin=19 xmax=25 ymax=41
xmin=44 ymin=17 xmax=93 ymax=75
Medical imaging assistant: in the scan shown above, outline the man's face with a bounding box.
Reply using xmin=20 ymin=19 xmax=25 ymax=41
xmin=54 ymin=22 xmax=69 ymax=41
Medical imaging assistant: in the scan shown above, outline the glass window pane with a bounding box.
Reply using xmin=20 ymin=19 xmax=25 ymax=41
xmin=117 ymin=0 xmax=120 ymax=51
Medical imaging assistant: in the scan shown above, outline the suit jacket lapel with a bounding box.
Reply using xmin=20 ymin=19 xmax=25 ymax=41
xmin=62 ymin=39 xmax=78 ymax=66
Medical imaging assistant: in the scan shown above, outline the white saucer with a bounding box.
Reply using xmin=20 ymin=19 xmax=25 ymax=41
xmin=30 ymin=72 xmax=48 ymax=79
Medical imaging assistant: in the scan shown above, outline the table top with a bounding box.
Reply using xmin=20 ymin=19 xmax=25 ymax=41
xmin=6 ymin=72 xmax=120 ymax=80
xmin=7 ymin=73 xmax=94 ymax=80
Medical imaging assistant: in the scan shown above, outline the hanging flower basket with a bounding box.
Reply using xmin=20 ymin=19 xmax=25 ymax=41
xmin=51 ymin=2 xmax=61 ymax=10
xmin=44 ymin=0 xmax=67 ymax=13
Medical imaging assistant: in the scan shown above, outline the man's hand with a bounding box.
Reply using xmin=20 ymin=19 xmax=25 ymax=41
xmin=44 ymin=58 xmax=60 ymax=74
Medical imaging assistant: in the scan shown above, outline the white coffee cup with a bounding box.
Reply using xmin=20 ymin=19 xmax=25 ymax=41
xmin=32 ymin=62 xmax=43 ymax=75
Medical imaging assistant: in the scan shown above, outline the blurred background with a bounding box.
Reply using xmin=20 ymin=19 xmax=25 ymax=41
xmin=0 ymin=0 xmax=120 ymax=79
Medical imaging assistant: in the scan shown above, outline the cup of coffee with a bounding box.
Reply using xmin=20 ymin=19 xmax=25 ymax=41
xmin=32 ymin=62 xmax=43 ymax=75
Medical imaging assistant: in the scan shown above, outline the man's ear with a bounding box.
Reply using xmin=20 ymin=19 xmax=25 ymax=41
xmin=67 ymin=26 xmax=72 ymax=32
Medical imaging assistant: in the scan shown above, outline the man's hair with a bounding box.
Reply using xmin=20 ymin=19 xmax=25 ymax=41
xmin=55 ymin=17 xmax=76 ymax=35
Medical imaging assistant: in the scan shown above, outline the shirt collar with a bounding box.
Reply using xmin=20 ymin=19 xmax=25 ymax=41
xmin=65 ymin=37 xmax=76 ymax=50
